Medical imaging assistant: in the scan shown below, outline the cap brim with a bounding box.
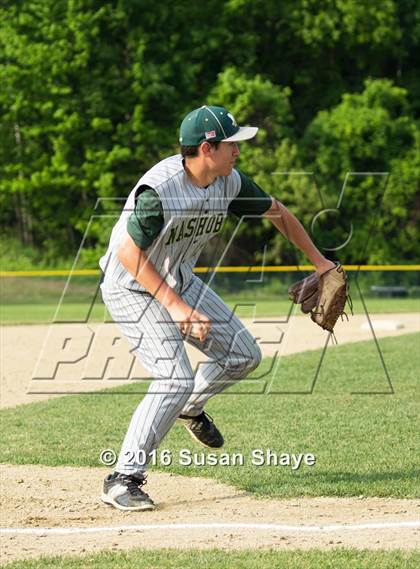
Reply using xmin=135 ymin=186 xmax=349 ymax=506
xmin=222 ymin=126 xmax=258 ymax=142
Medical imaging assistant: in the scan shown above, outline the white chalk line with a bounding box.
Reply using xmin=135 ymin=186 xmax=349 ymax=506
xmin=1 ymin=520 xmax=419 ymax=536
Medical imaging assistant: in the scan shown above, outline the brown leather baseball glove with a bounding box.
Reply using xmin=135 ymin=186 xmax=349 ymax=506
xmin=288 ymin=264 xmax=350 ymax=333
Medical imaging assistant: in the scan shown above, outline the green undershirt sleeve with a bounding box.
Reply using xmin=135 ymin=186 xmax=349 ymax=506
xmin=126 ymin=185 xmax=164 ymax=249
xmin=228 ymin=170 xmax=272 ymax=218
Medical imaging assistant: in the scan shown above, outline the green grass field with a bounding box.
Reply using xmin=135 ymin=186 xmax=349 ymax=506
xmin=1 ymin=297 xmax=419 ymax=324
xmin=3 ymin=548 xmax=419 ymax=569
xmin=1 ymin=333 xmax=418 ymax=498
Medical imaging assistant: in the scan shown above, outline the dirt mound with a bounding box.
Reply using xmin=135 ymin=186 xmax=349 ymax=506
xmin=1 ymin=464 xmax=419 ymax=563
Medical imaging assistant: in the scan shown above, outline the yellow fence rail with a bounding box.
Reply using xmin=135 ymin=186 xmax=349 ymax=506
xmin=1 ymin=265 xmax=419 ymax=278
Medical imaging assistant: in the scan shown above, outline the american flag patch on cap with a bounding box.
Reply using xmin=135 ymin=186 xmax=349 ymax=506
xmin=205 ymin=130 xmax=216 ymax=139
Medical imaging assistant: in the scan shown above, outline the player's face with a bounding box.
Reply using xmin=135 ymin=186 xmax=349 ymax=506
xmin=211 ymin=142 xmax=240 ymax=176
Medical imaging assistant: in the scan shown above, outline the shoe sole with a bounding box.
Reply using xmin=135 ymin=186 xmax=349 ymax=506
xmin=178 ymin=419 xmax=224 ymax=449
xmin=101 ymin=493 xmax=156 ymax=511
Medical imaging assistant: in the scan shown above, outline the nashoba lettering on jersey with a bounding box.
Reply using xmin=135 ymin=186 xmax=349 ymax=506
xmin=165 ymin=212 xmax=224 ymax=245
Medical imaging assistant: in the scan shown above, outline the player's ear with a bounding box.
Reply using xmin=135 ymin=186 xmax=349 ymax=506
xmin=200 ymin=141 xmax=214 ymax=157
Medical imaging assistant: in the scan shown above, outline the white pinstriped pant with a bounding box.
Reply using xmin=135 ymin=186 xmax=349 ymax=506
xmin=100 ymin=275 xmax=262 ymax=476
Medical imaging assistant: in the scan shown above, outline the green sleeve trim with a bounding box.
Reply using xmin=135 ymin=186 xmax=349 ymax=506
xmin=127 ymin=186 xmax=164 ymax=249
xmin=229 ymin=171 xmax=272 ymax=218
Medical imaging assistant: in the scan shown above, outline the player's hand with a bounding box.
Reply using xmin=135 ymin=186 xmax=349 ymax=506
xmin=167 ymin=301 xmax=211 ymax=342
xmin=315 ymin=258 xmax=336 ymax=276
xmin=185 ymin=308 xmax=212 ymax=342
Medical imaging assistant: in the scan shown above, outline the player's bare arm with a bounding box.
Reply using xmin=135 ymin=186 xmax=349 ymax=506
xmin=117 ymin=233 xmax=211 ymax=341
xmin=263 ymin=198 xmax=335 ymax=275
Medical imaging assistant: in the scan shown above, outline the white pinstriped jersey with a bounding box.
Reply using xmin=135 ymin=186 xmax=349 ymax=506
xmin=100 ymin=154 xmax=241 ymax=293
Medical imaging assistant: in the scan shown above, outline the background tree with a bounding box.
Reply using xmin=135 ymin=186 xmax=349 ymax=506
xmin=0 ymin=0 xmax=418 ymax=267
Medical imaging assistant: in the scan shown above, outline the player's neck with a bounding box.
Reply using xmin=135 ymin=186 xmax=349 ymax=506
xmin=183 ymin=158 xmax=216 ymax=188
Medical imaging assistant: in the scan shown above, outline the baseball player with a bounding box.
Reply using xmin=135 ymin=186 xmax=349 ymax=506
xmin=99 ymin=105 xmax=335 ymax=510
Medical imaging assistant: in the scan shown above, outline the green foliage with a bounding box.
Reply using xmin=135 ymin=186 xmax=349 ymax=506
xmin=206 ymin=68 xmax=301 ymax=264
xmin=302 ymin=79 xmax=419 ymax=264
xmin=0 ymin=1 xmax=419 ymax=266
xmin=0 ymin=236 xmax=72 ymax=270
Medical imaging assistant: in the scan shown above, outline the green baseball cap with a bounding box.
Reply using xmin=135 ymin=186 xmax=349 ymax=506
xmin=179 ymin=105 xmax=258 ymax=146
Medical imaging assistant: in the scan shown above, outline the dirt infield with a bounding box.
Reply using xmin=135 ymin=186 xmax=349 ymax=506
xmin=1 ymin=464 xmax=419 ymax=563
xmin=1 ymin=314 xmax=419 ymax=563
